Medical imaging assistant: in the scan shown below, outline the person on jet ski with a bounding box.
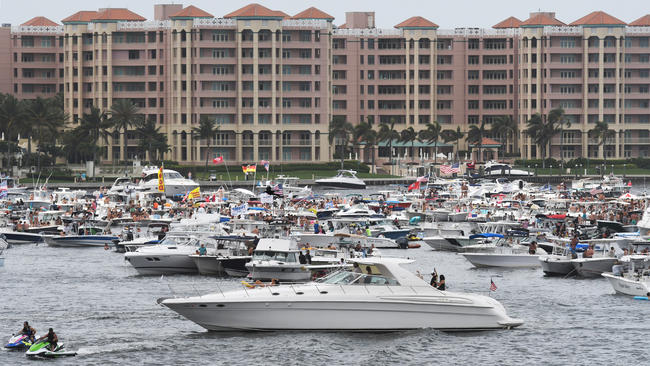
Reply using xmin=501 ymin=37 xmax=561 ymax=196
xmin=19 ymin=321 xmax=36 ymax=342
xmin=36 ymin=328 xmax=58 ymax=351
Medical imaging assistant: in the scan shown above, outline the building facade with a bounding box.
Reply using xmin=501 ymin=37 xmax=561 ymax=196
xmin=2 ymin=5 xmax=650 ymax=164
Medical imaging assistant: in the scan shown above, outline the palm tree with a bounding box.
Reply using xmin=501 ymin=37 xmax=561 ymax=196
xmin=24 ymin=96 xmax=66 ymax=169
xmin=137 ymin=120 xmax=170 ymax=162
xmin=353 ymin=120 xmax=372 ymax=165
xmin=441 ymin=127 xmax=464 ymax=162
xmin=378 ymin=120 xmax=400 ymax=174
xmin=419 ymin=121 xmax=442 ymax=164
xmin=491 ymin=115 xmax=518 ymax=155
xmin=110 ymin=99 xmax=142 ymax=163
xmin=525 ymin=108 xmax=567 ymax=168
xmin=328 ymin=116 xmax=353 ymax=169
xmin=78 ymin=106 xmax=111 ymax=176
xmin=0 ymin=95 xmax=26 ymax=166
xmin=400 ymin=126 xmax=417 ymax=163
xmin=467 ymin=120 xmax=488 ymax=162
xmin=192 ymin=116 xmax=221 ymax=174
xmin=362 ymin=129 xmax=379 ymax=174
xmin=590 ymin=121 xmax=614 ymax=165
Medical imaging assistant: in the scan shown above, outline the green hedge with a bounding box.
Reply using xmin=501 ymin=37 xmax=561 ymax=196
xmin=515 ymin=158 xmax=645 ymax=169
xmin=146 ymin=161 xmax=371 ymax=175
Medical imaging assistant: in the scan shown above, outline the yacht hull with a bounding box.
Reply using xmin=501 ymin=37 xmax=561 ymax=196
xmin=44 ymin=235 xmax=118 ymax=247
xmin=423 ymin=237 xmax=473 ymax=252
xmin=314 ymin=181 xmax=366 ymax=190
xmin=125 ymin=253 xmax=199 ymax=275
xmin=462 ymin=253 xmax=541 ymax=268
xmin=162 ymin=288 xmax=523 ymax=331
xmin=602 ymin=273 xmax=650 ymax=296
xmin=571 ymin=258 xmax=617 ymax=278
xmin=1 ymin=232 xmax=43 ymax=245
xmin=539 ymin=255 xmax=575 ymax=276
xmin=190 ymin=255 xmax=224 ymax=276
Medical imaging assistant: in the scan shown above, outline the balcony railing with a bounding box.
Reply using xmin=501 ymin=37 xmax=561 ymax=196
xmin=11 ymin=25 xmax=63 ymax=34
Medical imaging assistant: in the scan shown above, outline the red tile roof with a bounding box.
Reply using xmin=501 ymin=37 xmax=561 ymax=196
xmin=62 ymin=11 xmax=98 ymax=23
xmin=337 ymin=23 xmax=348 ymax=29
xmin=476 ymin=137 xmax=502 ymax=146
xmin=394 ymin=16 xmax=438 ymax=29
xmin=92 ymin=8 xmax=146 ymax=22
xmin=224 ymin=3 xmax=283 ymax=18
xmin=293 ymin=7 xmax=334 ymax=20
xmin=170 ymin=5 xmax=213 ymax=19
xmin=493 ymin=16 xmax=522 ymax=29
xmin=272 ymin=10 xmax=290 ymax=19
xmin=520 ymin=13 xmax=565 ymax=27
xmin=570 ymin=11 xmax=626 ymax=26
xmin=21 ymin=16 xmax=59 ymax=27
xmin=630 ymin=14 xmax=650 ymax=26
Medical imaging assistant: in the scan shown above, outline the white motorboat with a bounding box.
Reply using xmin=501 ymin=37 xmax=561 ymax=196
xmin=245 ymin=238 xmax=312 ymax=282
xmin=315 ymin=170 xmax=366 ymax=190
xmin=44 ymin=234 xmax=118 ymax=247
xmin=571 ymin=257 xmax=618 ymax=278
xmin=189 ymin=236 xmax=252 ymax=276
xmin=483 ymin=161 xmax=533 ymax=177
xmin=602 ymin=256 xmax=650 ymax=296
xmin=462 ymin=244 xmax=547 ymax=268
xmin=124 ymin=235 xmax=202 ymax=275
xmin=0 ymin=229 xmax=44 ymax=245
xmin=293 ymin=232 xmax=399 ymax=249
xmin=160 ymin=257 xmax=523 ymax=331
xmin=139 ymin=167 xmax=199 ymax=197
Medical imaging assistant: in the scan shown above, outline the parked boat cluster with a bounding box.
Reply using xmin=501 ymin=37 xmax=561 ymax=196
xmin=2 ymin=168 xmax=649 ymax=332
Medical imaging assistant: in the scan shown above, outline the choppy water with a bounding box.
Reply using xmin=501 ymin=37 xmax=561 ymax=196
xmin=1 ymin=244 xmax=648 ymax=365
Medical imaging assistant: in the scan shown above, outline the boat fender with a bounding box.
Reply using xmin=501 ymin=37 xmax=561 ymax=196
xmin=633 ymin=296 xmax=649 ymax=301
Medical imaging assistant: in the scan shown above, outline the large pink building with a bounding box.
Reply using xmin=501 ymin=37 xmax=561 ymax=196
xmin=3 ymin=5 xmax=650 ymax=164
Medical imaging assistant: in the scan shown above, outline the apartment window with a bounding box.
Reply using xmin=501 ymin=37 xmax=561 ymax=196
xmin=468 ymin=39 xmax=479 ymax=49
xmin=468 ymin=100 xmax=479 ymax=109
xmin=560 ymin=37 xmax=576 ymax=48
xmin=468 ymin=55 xmax=479 ymax=65
xmin=128 ymin=50 xmax=139 ymax=60
xmin=468 ymin=70 xmax=479 ymax=80
xmin=367 ymin=55 xmax=375 ymax=65
xmin=560 ymin=55 xmax=576 ymax=63
xmin=468 ymin=85 xmax=479 ymax=94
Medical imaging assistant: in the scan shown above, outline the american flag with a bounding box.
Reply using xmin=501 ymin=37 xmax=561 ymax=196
xmin=490 ymin=279 xmax=497 ymax=292
xmin=440 ymin=163 xmax=460 ymax=175
xmin=274 ymin=183 xmax=283 ymax=195
xmin=590 ymin=187 xmax=603 ymax=195
xmin=417 ymin=174 xmax=430 ymax=183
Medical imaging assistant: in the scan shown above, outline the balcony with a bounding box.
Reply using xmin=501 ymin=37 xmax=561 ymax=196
xmin=624 ymin=138 xmax=650 ymax=144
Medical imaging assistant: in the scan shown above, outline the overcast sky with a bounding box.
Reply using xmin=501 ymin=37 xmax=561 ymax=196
xmin=1 ymin=0 xmax=649 ymax=28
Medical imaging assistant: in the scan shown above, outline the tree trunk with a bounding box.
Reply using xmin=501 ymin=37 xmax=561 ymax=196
xmin=371 ymin=144 xmax=376 ymax=174
xmin=434 ymin=139 xmax=438 ymax=165
xmin=204 ymin=140 xmax=210 ymax=175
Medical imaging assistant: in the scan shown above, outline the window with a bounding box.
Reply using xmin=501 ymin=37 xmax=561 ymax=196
xmin=128 ymin=50 xmax=139 ymax=60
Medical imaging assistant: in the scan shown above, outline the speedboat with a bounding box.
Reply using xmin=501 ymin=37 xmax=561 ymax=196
xmin=462 ymin=243 xmax=547 ymax=268
xmin=124 ymin=234 xmax=202 ymax=275
xmin=25 ymin=339 xmax=76 ymax=358
xmin=315 ymin=170 xmax=366 ymax=190
xmin=602 ymin=256 xmax=650 ymax=296
xmin=189 ymin=236 xmax=252 ymax=276
xmin=245 ymin=238 xmax=311 ymax=282
xmin=159 ymin=257 xmax=523 ymax=331
xmin=44 ymin=234 xmax=118 ymax=247
xmin=483 ymin=161 xmax=533 ymax=177
xmin=139 ymin=167 xmax=199 ymax=198
xmin=0 ymin=230 xmax=44 ymax=245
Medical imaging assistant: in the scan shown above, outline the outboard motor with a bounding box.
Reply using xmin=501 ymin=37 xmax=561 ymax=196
xmin=396 ymin=237 xmax=408 ymax=249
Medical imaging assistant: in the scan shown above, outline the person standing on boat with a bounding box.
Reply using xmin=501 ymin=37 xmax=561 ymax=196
xmin=313 ymin=221 xmax=320 ymax=234
xmin=365 ymin=226 xmax=372 ymax=237
xmin=305 ymin=249 xmax=312 ymax=264
xmin=430 ymin=270 xmax=438 ymax=287
xmin=299 ymin=251 xmax=307 ymax=264
xmin=437 ymin=275 xmax=446 ymax=291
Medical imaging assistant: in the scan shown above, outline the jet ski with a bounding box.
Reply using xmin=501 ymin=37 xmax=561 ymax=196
xmin=5 ymin=334 xmax=34 ymax=349
xmin=25 ymin=340 xmax=76 ymax=358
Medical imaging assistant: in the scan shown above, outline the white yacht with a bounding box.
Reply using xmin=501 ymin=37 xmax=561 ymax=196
xmin=315 ymin=170 xmax=366 ymax=190
xmin=160 ymin=257 xmax=523 ymax=331
xmin=461 ymin=241 xmax=547 ymax=268
xmin=483 ymin=161 xmax=533 ymax=177
xmin=245 ymin=238 xmax=312 ymax=282
xmin=602 ymin=256 xmax=650 ymax=297
xmin=139 ymin=167 xmax=199 ymax=197
xmin=124 ymin=234 xmax=202 ymax=275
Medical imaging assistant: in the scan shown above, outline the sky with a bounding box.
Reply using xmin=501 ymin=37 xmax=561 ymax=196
xmin=1 ymin=0 xmax=649 ymax=28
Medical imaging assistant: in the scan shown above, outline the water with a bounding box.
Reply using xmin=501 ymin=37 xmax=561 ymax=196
xmin=1 ymin=244 xmax=647 ymax=365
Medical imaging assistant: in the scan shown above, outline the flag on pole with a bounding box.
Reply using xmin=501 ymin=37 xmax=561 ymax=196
xmin=157 ymin=166 xmax=165 ymax=192
xmin=407 ymin=181 xmax=420 ymax=191
xmin=213 ymin=156 xmax=223 ymax=164
xmin=187 ymin=187 xmax=201 ymax=200
xmin=260 ymin=160 xmax=270 ymax=172
xmin=440 ymin=163 xmax=460 ymax=175
xmin=241 ymin=164 xmax=257 ymax=173
xmin=490 ymin=279 xmax=497 ymax=292
xmin=417 ymin=174 xmax=430 ymax=183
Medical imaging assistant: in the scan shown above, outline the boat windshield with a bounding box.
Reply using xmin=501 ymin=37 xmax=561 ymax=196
xmin=252 ymin=251 xmax=297 ymax=262
xmin=317 ymin=270 xmax=399 ymax=286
